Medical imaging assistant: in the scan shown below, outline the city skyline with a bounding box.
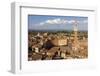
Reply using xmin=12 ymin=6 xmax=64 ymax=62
xmin=28 ymin=15 xmax=88 ymax=31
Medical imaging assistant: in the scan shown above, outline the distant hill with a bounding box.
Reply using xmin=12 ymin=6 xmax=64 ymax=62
xmin=28 ymin=29 xmax=88 ymax=32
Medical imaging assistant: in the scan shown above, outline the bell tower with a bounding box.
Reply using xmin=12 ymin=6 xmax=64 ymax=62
xmin=73 ymin=20 xmax=79 ymax=51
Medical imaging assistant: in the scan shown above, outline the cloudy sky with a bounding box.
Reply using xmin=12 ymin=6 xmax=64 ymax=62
xmin=28 ymin=15 xmax=88 ymax=31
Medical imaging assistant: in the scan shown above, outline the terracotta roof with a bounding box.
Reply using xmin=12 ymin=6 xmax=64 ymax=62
xmin=32 ymin=54 xmax=42 ymax=60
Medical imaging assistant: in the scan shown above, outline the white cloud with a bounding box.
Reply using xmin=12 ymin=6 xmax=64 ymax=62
xmin=83 ymin=20 xmax=88 ymax=23
xmin=68 ymin=20 xmax=75 ymax=24
xmin=38 ymin=18 xmax=87 ymax=26
xmin=47 ymin=18 xmax=60 ymax=24
xmin=42 ymin=18 xmax=68 ymax=25
xmin=39 ymin=22 xmax=45 ymax=25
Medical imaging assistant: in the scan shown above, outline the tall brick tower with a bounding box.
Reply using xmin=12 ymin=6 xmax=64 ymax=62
xmin=73 ymin=20 xmax=79 ymax=51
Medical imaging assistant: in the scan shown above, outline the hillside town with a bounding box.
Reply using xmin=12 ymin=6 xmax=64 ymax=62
xmin=28 ymin=21 xmax=88 ymax=61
